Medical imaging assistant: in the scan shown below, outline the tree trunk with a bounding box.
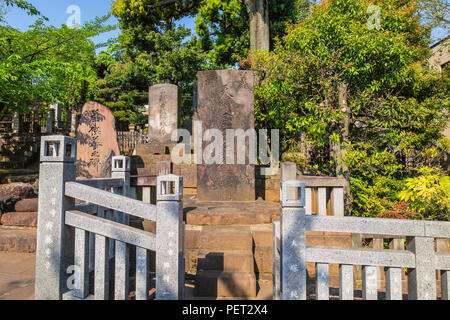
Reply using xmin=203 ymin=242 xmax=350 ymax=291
xmin=338 ymin=84 xmax=352 ymax=213
xmin=245 ymin=0 xmax=270 ymax=51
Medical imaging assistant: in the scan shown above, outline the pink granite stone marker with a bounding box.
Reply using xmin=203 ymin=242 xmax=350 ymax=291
xmin=76 ymin=102 xmax=120 ymax=178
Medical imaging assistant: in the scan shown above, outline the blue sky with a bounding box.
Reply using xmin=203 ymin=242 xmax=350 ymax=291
xmin=3 ymin=0 xmax=196 ymax=53
xmin=3 ymin=0 xmax=448 ymax=53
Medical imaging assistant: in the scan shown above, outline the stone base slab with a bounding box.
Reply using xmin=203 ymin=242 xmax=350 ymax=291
xmin=184 ymin=199 xmax=279 ymax=226
xmin=0 ymin=227 xmax=37 ymax=252
xmin=197 ymin=250 xmax=254 ymax=272
xmin=1 ymin=212 xmax=38 ymax=227
xmin=194 ymin=270 xmax=257 ymax=298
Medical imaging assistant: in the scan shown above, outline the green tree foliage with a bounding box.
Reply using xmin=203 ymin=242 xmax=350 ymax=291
xmin=0 ymin=2 xmax=115 ymax=115
xmin=100 ymin=0 xmax=299 ymax=127
xmin=94 ymin=0 xmax=205 ymax=128
xmin=93 ymin=26 xmax=204 ymax=129
xmin=250 ymin=0 xmax=450 ymax=218
xmin=398 ymin=166 xmax=450 ymax=220
xmin=196 ymin=0 xmax=299 ymax=67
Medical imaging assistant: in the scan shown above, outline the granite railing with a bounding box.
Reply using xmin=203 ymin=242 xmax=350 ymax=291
xmin=281 ymin=162 xmax=346 ymax=216
xmin=274 ymin=181 xmax=450 ymax=300
xmin=34 ymin=135 xmax=184 ymax=300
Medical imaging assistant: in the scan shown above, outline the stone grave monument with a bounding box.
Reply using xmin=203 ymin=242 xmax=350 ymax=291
xmin=147 ymin=83 xmax=181 ymax=154
xmin=75 ymin=101 xmax=120 ymax=178
xmin=195 ymin=70 xmax=256 ymax=202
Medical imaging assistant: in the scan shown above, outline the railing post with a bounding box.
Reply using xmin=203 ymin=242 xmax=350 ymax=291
xmin=273 ymin=221 xmax=281 ymax=300
xmin=35 ymin=135 xmax=77 ymax=300
xmin=156 ymin=174 xmax=184 ymax=300
xmin=112 ymin=155 xmax=131 ymax=225
xmin=437 ymin=238 xmax=449 ymax=300
xmin=406 ymin=236 xmax=437 ymax=300
xmin=281 ymin=162 xmax=297 ymax=200
xmin=280 ymin=180 xmax=307 ymax=300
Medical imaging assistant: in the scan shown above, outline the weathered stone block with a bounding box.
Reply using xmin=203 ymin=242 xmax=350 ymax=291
xmin=194 ymin=270 xmax=257 ymax=298
xmin=251 ymin=229 xmax=273 ymax=248
xmin=0 ymin=228 xmax=37 ymax=252
xmin=197 ymin=250 xmax=254 ymax=272
xmin=199 ymin=228 xmax=253 ymax=251
xmin=148 ymin=84 xmax=180 ymax=145
xmin=1 ymin=211 xmax=38 ymax=227
xmin=15 ymin=198 xmax=39 ymax=212
xmin=185 ymin=229 xmax=201 ymax=249
xmin=254 ymin=247 xmax=273 ymax=273
xmin=196 ymin=70 xmax=255 ymax=202
xmin=0 ymin=183 xmax=35 ymax=199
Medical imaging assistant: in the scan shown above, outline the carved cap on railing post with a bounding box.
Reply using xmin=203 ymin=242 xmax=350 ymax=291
xmin=157 ymin=174 xmax=183 ymax=202
xmin=40 ymin=135 xmax=77 ymax=163
xmin=36 ymin=135 xmax=77 ymax=300
xmin=156 ymin=173 xmax=184 ymax=300
xmin=112 ymin=155 xmax=130 ymax=172
xmin=281 ymin=180 xmax=306 ymax=208
xmin=280 ymin=180 xmax=307 ymax=300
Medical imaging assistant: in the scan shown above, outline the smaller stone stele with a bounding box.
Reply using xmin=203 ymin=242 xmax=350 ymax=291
xmin=148 ymin=84 xmax=180 ymax=146
xmin=76 ymin=101 xmax=120 ymax=178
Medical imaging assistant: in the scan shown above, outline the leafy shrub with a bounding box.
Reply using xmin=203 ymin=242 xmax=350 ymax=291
xmin=398 ymin=167 xmax=450 ymax=221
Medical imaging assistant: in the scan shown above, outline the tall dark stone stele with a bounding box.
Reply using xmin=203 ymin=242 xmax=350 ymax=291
xmin=196 ymin=70 xmax=255 ymax=201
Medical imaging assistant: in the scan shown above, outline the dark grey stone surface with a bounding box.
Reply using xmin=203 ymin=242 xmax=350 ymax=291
xmin=195 ymin=70 xmax=255 ymax=201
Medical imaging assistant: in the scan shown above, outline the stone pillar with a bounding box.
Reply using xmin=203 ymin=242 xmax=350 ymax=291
xmin=148 ymin=84 xmax=180 ymax=146
xmin=12 ymin=112 xmax=20 ymax=134
xmin=280 ymin=180 xmax=307 ymax=300
xmin=70 ymin=113 xmax=78 ymax=138
xmin=156 ymin=174 xmax=184 ymax=300
xmin=406 ymin=236 xmax=437 ymax=300
xmin=281 ymin=162 xmax=297 ymax=201
xmin=46 ymin=109 xmax=55 ymax=134
xmin=111 ymin=156 xmax=131 ymax=225
xmin=35 ymin=135 xmax=77 ymax=300
xmin=51 ymin=104 xmax=62 ymax=128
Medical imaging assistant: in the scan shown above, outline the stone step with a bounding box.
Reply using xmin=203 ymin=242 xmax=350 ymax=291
xmin=199 ymin=227 xmax=253 ymax=251
xmin=183 ymin=200 xmax=279 ymax=226
xmin=194 ymin=271 xmax=257 ymax=298
xmin=1 ymin=212 xmax=38 ymax=227
xmin=197 ymin=250 xmax=254 ymax=272
xmin=0 ymin=227 xmax=37 ymax=252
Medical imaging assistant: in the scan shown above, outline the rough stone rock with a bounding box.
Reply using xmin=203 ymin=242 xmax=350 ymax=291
xmin=15 ymin=198 xmax=39 ymax=212
xmin=32 ymin=179 xmax=39 ymax=195
xmin=0 ymin=212 xmax=38 ymax=227
xmin=0 ymin=195 xmax=21 ymax=214
xmin=0 ymin=183 xmax=36 ymax=199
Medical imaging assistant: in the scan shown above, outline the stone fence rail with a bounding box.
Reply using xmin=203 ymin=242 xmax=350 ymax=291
xmin=274 ymin=181 xmax=450 ymax=300
xmin=34 ymin=135 xmax=184 ymax=300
